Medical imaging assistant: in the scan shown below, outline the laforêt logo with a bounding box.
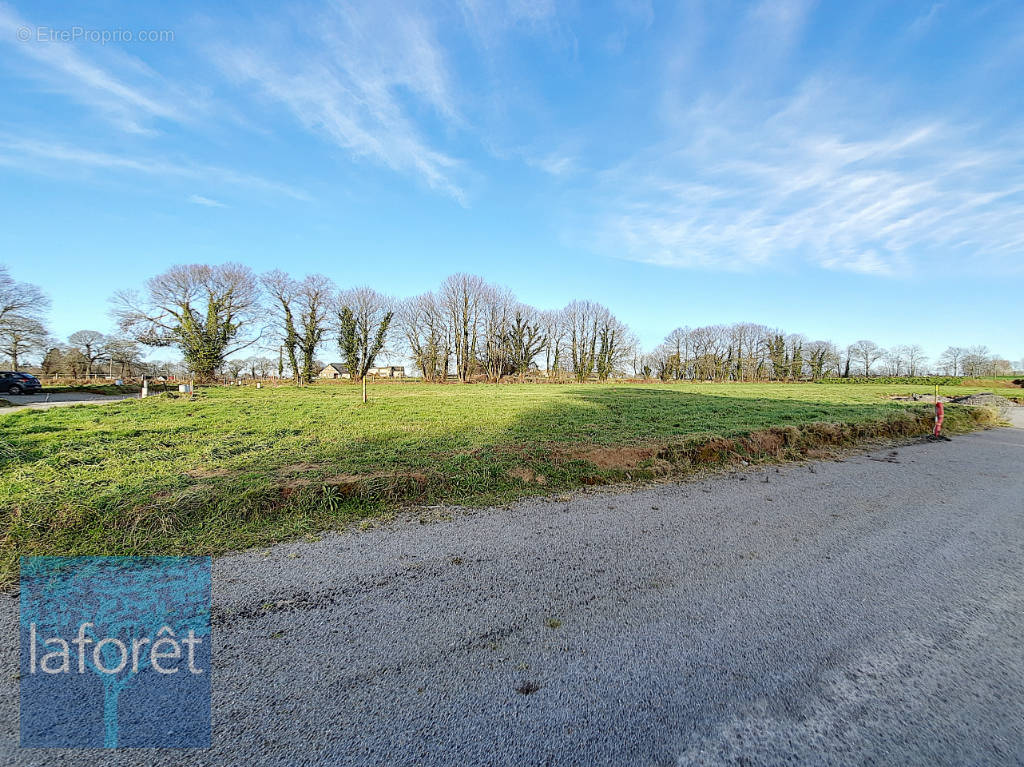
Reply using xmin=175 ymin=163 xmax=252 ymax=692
xmin=19 ymin=556 xmax=211 ymax=748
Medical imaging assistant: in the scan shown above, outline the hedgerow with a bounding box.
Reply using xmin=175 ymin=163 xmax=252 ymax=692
xmin=814 ymin=376 xmax=965 ymax=385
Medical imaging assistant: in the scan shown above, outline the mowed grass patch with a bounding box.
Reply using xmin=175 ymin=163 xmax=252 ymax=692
xmin=0 ymin=381 xmax=1002 ymax=584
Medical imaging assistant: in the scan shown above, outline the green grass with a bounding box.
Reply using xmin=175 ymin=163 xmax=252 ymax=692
xmin=41 ymin=383 xmax=143 ymax=395
xmin=0 ymin=381 xmax=1007 ymax=584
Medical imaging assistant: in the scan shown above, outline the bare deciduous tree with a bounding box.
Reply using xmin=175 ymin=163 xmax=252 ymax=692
xmin=481 ymin=285 xmax=515 ymax=382
xmin=225 ymin=358 xmax=246 ymax=380
xmin=690 ymin=325 xmax=728 ymax=381
xmin=104 ymin=337 xmax=144 ymax=378
xmin=882 ymin=345 xmax=907 ymax=376
xmin=540 ymin=310 xmax=565 ymax=378
xmin=563 ymin=300 xmax=616 ymax=382
xmin=399 ymin=292 xmax=450 ymax=381
xmin=904 ymin=344 xmax=927 ymax=376
xmin=961 ymin=345 xmax=995 ymax=377
xmin=663 ymin=326 xmax=690 ymax=380
xmin=262 ymin=271 xmax=333 ymax=383
xmin=937 ymin=346 xmax=966 ymax=375
xmin=261 ymin=271 xmax=301 ymax=381
xmin=0 ymin=315 xmax=49 ymax=370
xmin=67 ymin=330 xmax=108 ymax=376
xmin=0 ymin=265 xmax=49 ymax=327
xmin=440 ymin=274 xmax=488 ymax=382
xmin=848 ymin=339 xmax=885 ymax=377
xmin=244 ymin=356 xmax=275 ymax=379
xmin=0 ymin=265 xmax=50 ymax=370
xmin=115 ymin=264 xmax=262 ymax=381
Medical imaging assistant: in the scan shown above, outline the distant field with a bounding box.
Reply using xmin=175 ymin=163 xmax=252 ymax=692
xmin=0 ymin=381 xmax=1008 ymax=583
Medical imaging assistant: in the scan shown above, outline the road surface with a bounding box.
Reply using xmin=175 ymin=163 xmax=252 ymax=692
xmin=3 ymin=422 xmax=1022 ymax=765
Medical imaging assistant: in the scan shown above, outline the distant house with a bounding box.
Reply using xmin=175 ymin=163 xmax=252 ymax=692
xmin=319 ymin=363 xmax=351 ymax=379
xmin=320 ymin=363 xmax=405 ymax=379
xmin=368 ymin=366 xmax=405 ymax=378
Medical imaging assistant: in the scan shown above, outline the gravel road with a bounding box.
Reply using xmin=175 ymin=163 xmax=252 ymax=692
xmin=0 ymin=392 xmax=134 ymax=414
xmin=3 ymin=423 xmax=1022 ymax=765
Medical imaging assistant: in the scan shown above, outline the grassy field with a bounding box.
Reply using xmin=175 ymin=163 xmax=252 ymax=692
xmin=0 ymin=380 xmax=1009 ymax=584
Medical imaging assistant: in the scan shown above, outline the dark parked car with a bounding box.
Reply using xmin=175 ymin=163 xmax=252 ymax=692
xmin=0 ymin=371 xmax=42 ymax=394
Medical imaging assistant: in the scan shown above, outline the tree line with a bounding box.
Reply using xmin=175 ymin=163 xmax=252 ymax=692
xmin=109 ymin=266 xmax=639 ymax=383
xmin=1 ymin=262 xmax=1017 ymax=381
xmin=400 ymin=274 xmax=634 ymax=383
xmin=639 ymin=332 xmax=1009 ymax=380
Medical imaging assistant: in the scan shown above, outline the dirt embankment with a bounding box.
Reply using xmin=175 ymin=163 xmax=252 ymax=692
xmin=274 ymin=406 xmax=1002 ymax=504
xmin=948 ymin=393 xmax=1019 ymax=412
xmin=888 ymin=392 xmax=1023 ymax=409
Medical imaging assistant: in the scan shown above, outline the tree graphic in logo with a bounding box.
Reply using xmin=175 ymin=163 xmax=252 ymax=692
xmin=19 ymin=556 xmax=211 ymax=748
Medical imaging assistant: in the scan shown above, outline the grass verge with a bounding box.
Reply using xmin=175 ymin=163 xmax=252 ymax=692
xmin=0 ymin=382 xmax=1003 ymax=586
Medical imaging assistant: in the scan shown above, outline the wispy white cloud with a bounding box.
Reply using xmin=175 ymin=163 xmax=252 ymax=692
xmin=2 ymin=0 xmax=1020 ymax=277
xmin=577 ymin=1 xmax=1024 ymax=278
xmin=0 ymin=2 xmax=195 ymax=133
xmin=603 ymin=0 xmax=654 ymax=54
xmin=735 ymin=0 xmax=817 ymax=79
xmin=210 ymin=4 xmax=468 ymax=202
xmin=0 ymin=135 xmax=308 ymax=200
xmin=188 ymin=194 xmax=226 ymax=208
xmin=590 ymin=93 xmax=1024 ymax=276
xmin=748 ymin=0 xmax=817 ymax=42
xmin=530 ymin=152 xmax=575 ymax=176
xmin=492 ymin=140 xmax=578 ymax=177
xmin=909 ymin=3 xmax=944 ymax=37
xmin=459 ymin=0 xmax=561 ymax=45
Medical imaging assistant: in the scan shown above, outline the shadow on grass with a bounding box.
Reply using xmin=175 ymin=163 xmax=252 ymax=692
xmin=0 ymin=386 xmax=998 ymax=582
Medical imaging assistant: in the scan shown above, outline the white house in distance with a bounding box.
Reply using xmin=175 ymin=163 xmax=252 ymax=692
xmin=369 ymin=366 xmax=405 ymax=378
xmin=319 ymin=364 xmax=405 ymax=379
xmin=319 ymin=363 xmax=349 ymax=379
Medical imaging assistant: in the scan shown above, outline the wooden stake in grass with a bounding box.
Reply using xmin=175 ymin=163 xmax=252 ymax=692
xmin=362 ymin=375 xmax=367 ymax=404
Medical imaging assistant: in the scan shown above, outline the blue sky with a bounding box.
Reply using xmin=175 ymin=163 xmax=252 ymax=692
xmin=0 ymin=0 xmax=1022 ymax=364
